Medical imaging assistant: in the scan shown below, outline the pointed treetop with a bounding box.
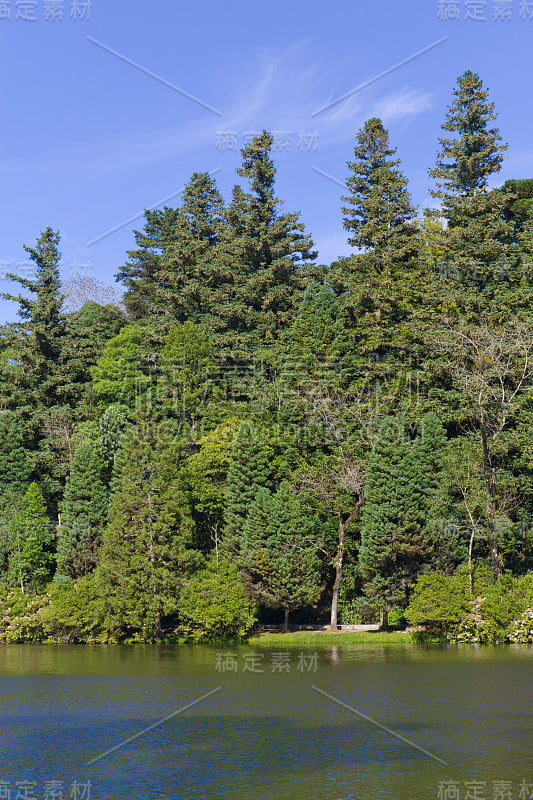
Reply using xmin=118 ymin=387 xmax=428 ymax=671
xmin=429 ymin=71 xmax=507 ymax=201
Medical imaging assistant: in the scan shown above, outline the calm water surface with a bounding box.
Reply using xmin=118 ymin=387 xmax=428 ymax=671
xmin=0 ymin=642 xmax=532 ymax=799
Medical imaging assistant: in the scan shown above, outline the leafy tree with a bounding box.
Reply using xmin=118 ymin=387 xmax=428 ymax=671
xmin=8 ymin=483 xmax=54 ymax=594
xmin=183 ymin=418 xmax=240 ymax=557
xmin=157 ymin=321 xmax=216 ymax=430
xmin=90 ymin=324 xmax=148 ymax=411
xmin=405 ymin=572 xmax=469 ymax=636
xmin=178 ymin=558 xmax=256 ymax=642
xmin=57 ymin=441 xmax=108 ymax=578
xmin=431 ymin=321 xmax=533 ymax=579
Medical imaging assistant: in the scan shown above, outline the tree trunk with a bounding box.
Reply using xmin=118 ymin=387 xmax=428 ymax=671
xmin=330 ymin=503 xmax=362 ymax=630
xmin=481 ymin=428 xmax=501 ymax=581
xmin=330 ymin=556 xmax=342 ymax=630
xmin=283 ymin=607 xmax=289 ymax=631
xmin=379 ymin=608 xmax=388 ymax=629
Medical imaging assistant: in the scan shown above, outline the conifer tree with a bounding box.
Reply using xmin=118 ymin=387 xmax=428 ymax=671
xmin=8 ymin=483 xmax=54 ymax=594
xmin=98 ymin=424 xmax=201 ymax=639
xmin=415 ymin=412 xmax=448 ymax=496
xmin=157 ymin=173 xmax=227 ymax=326
xmin=96 ymin=403 xmax=129 ymax=487
xmin=57 ymin=441 xmax=108 ymax=578
xmin=341 ymin=118 xmax=417 ymax=268
xmin=331 ymin=121 xmax=429 ymax=415
xmin=241 ymin=482 xmax=320 ymax=628
xmin=214 ymin=131 xmax=316 ymax=352
xmin=0 ymin=228 xmax=66 ymax=412
xmin=0 ymin=412 xmax=30 ymax=497
xmin=222 ymin=421 xmax=272 ymax=558
xmin=358 ymin=417 xmax=428 ymax=623
xmin=429 ymin=71 xmax=507 ymax=204
xmin=115 ymin=207 xmax=181 ymax=320
xmin=0 ymin=228 xmax=74 ymax=509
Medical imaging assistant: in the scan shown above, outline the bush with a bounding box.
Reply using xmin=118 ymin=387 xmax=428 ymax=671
xmin=43 ymin=572 xmax=109 ymax=642
xmin=405 ymin=572 xmax=469 ymax=636
xmin=178 ymin=559 xmax=257 ymax=642
xmin=0 ymin=588 xmax=50 ymax=642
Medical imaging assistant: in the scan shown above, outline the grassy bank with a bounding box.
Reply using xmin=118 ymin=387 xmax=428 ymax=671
xmin=249 ymin=629 xmax=414 ymax=646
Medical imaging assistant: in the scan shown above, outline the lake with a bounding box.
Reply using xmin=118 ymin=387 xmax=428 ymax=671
xmin=0 ymin=642 xmax=532 ymax=800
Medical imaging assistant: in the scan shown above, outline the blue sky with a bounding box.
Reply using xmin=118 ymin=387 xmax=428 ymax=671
xmin=0 ymin=0 xmax=531 ymax=322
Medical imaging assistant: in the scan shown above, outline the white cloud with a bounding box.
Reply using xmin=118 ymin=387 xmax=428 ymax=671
xmin=372 ymin=88 xmax=434 ymax=125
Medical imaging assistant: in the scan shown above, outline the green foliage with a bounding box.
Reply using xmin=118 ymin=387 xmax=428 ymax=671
xmin=429 ymin=70 xmax=507 ymax=202
xmin=4 ymin=105 xmax=533 ymax=642
xmin=240 ymin=481 xmax=321 ymax=620
xmin=115 ymin=206 xmax=181 ymax=320
xmin=0 ymin=412 xmax=30 ymax=496
xmin=183 ymin=418 xmax=240 ymax=552
xmin=342 ymin=117 xmax=417 ymax=267
xmin=222 ymin=420 xmax=272 ymax=557
xmin=42 ymin=572 xmax=108 ymax=642
xmin=178 ymin=558 xmax=256 ymax=642
xmin=0 ymin=588 xmax=49 ymax=643
xmin=8 ymin=483 xmax=54 ymax=594
xmin=405 ymin=572 xmax=469 ymax=632
xmin=358 ymin=417 xmax=428 ymax=612
xmin=98 ymin=423 xmax=203 ymax=640
xmin=96 ymin=402 xmax=129 ymax=486
xmin=90 ymin=324 xmax=147 ymax=410
xmin=57 ymin=441 xmax=108 ymax=578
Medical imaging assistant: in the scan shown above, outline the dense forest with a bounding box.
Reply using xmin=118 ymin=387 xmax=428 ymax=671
xmin=2 ymin=70 xmax=533 ymax=644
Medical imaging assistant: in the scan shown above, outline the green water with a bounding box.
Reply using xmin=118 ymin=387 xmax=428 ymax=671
xmin=0 ymin=643 xmax=532 ymax=799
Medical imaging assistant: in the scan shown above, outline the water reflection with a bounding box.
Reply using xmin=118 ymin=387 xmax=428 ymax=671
xmin=0 ymin=643 xmax=531 ymax=799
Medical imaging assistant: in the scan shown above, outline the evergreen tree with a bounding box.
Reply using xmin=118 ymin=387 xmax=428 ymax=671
xmin=358 ymin=417 xmax=428 ymax=622
xmin=115 ymin=207 xmax=181 ymax=320
xmin=331 ymin=121 xmax=431 ymax=419
xmin=96 ymin=403 xmax=129 ymax=487
xmin=98 ymin=424 xmax=202 ymax=639
xmin=415 ymin=412 xmax=448 ymax=496
xmin=341 ymin=118 xmax=417 ymax=268
xmin=429 ymin=70 xmax=507 ymax=205
xmin=213 ymin=131 xmax=316 ymax=353
xmin=241 ymin=482 xmax=320 ymax=627
xmin=222 ymin=421 xmax=272 ymax=557
xmin=157 ymin=173 xmax=227 ymax=326
xmin=8 ymin=483 xmax=54 ymax=594
xmin=0 ymin=228 xmax=74 ymax=509
xmin=57 ymin=441 xmax=108 ymax=578
xmin=0 ymin=412 xmax=30 ymax=497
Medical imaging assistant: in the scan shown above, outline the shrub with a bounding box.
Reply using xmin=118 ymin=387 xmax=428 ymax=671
xmin=178 ymin=559 xmax=257 ymax=642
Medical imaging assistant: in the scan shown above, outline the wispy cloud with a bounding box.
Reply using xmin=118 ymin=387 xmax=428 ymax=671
xmin=372 ymin=88 xmax=434 ymax=125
